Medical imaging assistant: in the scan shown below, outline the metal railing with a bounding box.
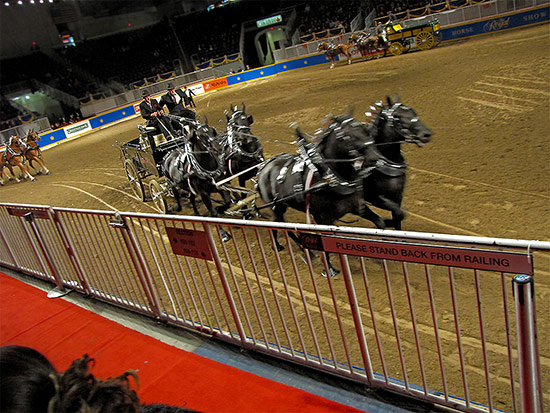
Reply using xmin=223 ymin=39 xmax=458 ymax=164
xmin=0 ymin=202 xmax=547 ymax=412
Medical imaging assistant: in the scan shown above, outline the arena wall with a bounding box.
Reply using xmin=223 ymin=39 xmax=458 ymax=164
xmin=29 ymin=3 xmax=548 ymax=152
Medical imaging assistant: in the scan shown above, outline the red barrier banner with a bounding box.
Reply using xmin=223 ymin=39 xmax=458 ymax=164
xmin=166 ymin=227 xmax=212 ymax=260
xmin=7 ymin=208 xmax=50 ymax=220
xmin=299 ymin=233 xmax=533 ymax=274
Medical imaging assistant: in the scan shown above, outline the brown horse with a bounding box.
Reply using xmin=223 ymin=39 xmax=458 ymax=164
xmin=349 ymin=33 xmax=379 ymax=59
xmin=0 ymin=136 xmax=36 ymax=185
xmin=24 ymin=129 xmax=50 ymax=175
xmin=317 ymin=41 xmax=353 ymax=69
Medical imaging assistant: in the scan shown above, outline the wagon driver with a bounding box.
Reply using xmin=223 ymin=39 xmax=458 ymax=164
xmin=139 ymin=90 xmax=177 ymax=139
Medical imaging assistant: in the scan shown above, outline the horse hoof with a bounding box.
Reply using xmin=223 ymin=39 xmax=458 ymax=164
xmin=276 ymin=244 xmax=285 ymax=252
xmin=45 ymin=171 xmax=51 ymax=175
xmin=221 ymin=233 xmax=232 ymax=243
xmin=321 ymin=267 xmax=340 ymax=278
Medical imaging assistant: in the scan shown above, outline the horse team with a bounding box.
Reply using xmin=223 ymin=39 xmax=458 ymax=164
xmin=1 ymin=96 xmax=432 ymax=277
xmin=318 ymin=32 xmax=388 ymax=69
xmin=0 ymin=129 xmax=49 ymax=186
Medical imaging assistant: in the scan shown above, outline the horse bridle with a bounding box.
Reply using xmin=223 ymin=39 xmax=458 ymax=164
xmin=380 ymin=103 xmax=422 ymax=143
xmin=226 ymin=112 xmax=263 ymax=160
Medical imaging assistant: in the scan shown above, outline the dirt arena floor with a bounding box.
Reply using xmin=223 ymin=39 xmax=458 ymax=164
xmin=1 ymin=24 xmax=549 ymax=411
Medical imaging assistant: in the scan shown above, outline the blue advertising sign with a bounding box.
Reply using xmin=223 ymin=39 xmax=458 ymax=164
xmin=442 ymin=5 xmax=549 ymax=41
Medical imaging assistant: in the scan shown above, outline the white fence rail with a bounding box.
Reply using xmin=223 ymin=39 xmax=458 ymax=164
xmin=0 ymin=202 xmax=548 ymax=412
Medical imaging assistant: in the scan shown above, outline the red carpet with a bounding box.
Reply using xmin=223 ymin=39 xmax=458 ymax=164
xmin=0 ymin=272 xmax=362 ymax=412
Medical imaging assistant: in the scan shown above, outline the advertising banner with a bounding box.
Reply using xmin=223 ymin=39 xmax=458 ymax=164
xmin=189 ymin=83 xmax=205 ymax=96
xmin=64 ymin=120 xmax=92 ymax=138
xmin=442 ymin=5 xmax=549 ymax=41
xmin=203 ymin=78 xmax=228 ymax=92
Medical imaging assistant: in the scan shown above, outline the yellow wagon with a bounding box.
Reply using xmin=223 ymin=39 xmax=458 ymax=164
xmin=386 ymin=19 xmax=441 ymax=56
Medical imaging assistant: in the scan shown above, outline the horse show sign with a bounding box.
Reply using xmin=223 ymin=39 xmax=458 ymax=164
xmin=298 ymin=233 xmax=533 ymax=274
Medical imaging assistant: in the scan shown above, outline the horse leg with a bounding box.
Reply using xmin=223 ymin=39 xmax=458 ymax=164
xmin=7 ymin=165 xmax=20 ymax=182
xmin=36 ymin=158 xmax=50 ymax=175
xmin=329 ymin=57 xmax=335 ymax=69
xmin=271 ymin=203 xmax=289 ymax=251
xmin=197 ymin=189 xmax=231 ymax=242
xmin=30 ymin=155 xmax=49 ymax=175
xmin=376 ymin=195 xmax=405 ymax=230
xmin=171 ymin=185 xmax=183 ymax=212
xmin=216 ymin=189 xmax=233 ymax=215
xmin=17 ymin=162 xmax=35 ymax=181
xmin=189 ymin=193 xmax=201 ymax=216
xmin=237 ymin=175 xmax=248 ymax=200
xmin=361 ymin=204 xmax=386 ymax=229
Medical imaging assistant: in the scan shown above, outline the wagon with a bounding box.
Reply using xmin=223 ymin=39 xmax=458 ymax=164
xmin=119 ymin=122 xmax=262 ymax=217
xmin=386 ymin=18 xmax=441 ymax=56
xmin=119 ymin=125 xmax=186 ymax=214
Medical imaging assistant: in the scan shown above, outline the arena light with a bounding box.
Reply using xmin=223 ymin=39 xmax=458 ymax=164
xmin=17 ymin=0 xmax=23 ymax=4
xmin=30 ymin=0 xmax=35 ymax=3
xmin=4 ymin=1 xmax=9 ymax=5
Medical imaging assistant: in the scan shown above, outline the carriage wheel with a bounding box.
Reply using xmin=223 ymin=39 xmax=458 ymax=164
xmin=433 ymin=32 xmax=442 ymax=47
xmin=389 ymin=42 xmax=404 ymax=56
xmin=416 ymin=32 xmax=434 ymax=50
xmin=124 ymin=160 xmax=145 ymax=201
xmin=149 ymin=179 xmax=168 ymax=214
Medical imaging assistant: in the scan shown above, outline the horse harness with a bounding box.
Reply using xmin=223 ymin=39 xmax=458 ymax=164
xmin=177 ymin=140 xmax=225 ymax=191
xmin=272 ymin=132 xmax=370 ymax=203
xmin=223 ymin=112 xmax=264 ymax=172
xmin=3 ymin=137 xmax=26 ymax=165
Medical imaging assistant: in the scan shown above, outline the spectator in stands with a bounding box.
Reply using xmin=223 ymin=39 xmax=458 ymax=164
xmin=0 ymin=345 xmax=197 ymax=412
xmin=139 ymin=90 xmax=178 ymax=139
xmin=387 ymin=10 xmax=398 ymax=23
xmin=183 ymin=86 xmax=196 ymax=108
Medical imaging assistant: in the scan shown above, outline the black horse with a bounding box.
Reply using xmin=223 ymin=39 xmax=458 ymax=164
xmin=257 ymin=113 xmax=375 ymax=276
xmin=361 ymin=96 xmax=433 ymax=230
xmin=216 ymin=103 xmax=264 ymax=195
xmin=163 ymin=120 xmax=233 ymax=240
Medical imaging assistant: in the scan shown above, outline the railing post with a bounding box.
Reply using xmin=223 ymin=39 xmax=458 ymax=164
xmin=108 ymin=212 xmax=163 ymax=320
xmin=23 ymin=212 xmax=68 ymax=298
xmin=49 ymin=208 xmax=91 ymax=295
xmin=512 ymin=274 xmax=543 ymax=413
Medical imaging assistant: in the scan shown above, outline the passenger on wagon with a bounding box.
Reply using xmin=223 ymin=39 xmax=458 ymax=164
xmin=139 ymin=90 xmax=177 ymax=140
xmin=159 ymin=83 xmax=196 ymax=134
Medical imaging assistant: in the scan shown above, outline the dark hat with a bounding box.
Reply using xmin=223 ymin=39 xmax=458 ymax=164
xmin=141 ymin=89 xmax=150 ymax=97
xmin=167 ymin=82 xmax=175 ymax=90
